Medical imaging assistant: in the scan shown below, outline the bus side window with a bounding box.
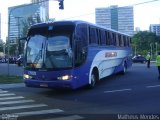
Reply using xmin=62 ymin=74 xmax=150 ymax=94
xmin=100 ymin=30 xmax=106 ymax=45
xmin=126 ymin=37 xmax=129 ymax=47
xmin=129 ymin=38 xmax=132 ymax=46
xmin=123 ymin=36 xmax=126 ymax=46
xmin=106 ymin=31 xmax=110 ymax=45
xmin=75 ymin=40 xmax=88 ymax=67
xmin=112 ymin=32 xmax=116 ymax=46
xmin=109 ymin=32 xmax=113 ymax=45
xmin=96 ymin=29 xmax=101 ymax=45
xmin=76 ymin=24 xmax=88 ymax=46
xmin=119 ymin=34 xmax=122 ymax=47
xmin=115 ymin=33 xmax=119 ymax=46
xmin=121 ymin=35 xmax=124 ymax=47
xmin=89 ymin=26 xmax=98 ymax=45
xmin=75 ymin=24 xmax=88 ymax=67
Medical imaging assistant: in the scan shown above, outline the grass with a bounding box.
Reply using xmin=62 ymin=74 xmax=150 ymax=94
xmin=0 ymin=75 xmax=23 ymax=84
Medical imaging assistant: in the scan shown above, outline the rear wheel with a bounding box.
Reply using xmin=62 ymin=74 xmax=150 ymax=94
xmin=88 ymin=70 xmax=99 ymax=89
xmin=120 ymin=62 xmax=127 ymax=75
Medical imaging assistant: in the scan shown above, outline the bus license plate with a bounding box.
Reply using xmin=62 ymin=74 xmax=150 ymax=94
xmin=40 ymin=83 xmax=48 ymax=87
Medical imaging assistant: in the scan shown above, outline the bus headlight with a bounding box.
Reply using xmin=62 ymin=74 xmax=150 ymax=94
xmin=23 ymin=74 xmax=32 ymax=79
xmin=57 ymin=75 xmax=72 ymax=80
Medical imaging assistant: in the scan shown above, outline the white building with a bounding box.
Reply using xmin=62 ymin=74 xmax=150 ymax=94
xmin=8 ymin=4 xmax=47 ymax=43
xmin=95 ymin=5 xmax=134 ymax=36
xmin=31 ymin=0 xmax=49 ymax=19
xmin=150 ymin=24 xmax=160 ymax=36
xmin=0 ymin=13 xmax=1 ymax=39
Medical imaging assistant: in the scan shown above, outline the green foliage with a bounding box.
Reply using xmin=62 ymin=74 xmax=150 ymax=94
xmin=0 ymin=45 xmax=3 ymax=52
xmin=0 ymin=75 xmax=22 ymax=84
xmin=21 ymin=14 xmax=44 ymax=38
xmin=132 ymin=31 xmax=160 ymax=58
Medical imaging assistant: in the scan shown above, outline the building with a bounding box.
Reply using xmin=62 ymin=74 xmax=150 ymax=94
xmin=95 ymin=5 xmax=134 ymax=36
xmin=150 ymin=24 xmax=160 ymax=36
xmin=8 ymin=3 xmax=47 ymax=43
xmin=31 ymin=0 xmax=49 ymax=19
xmin=134 ymin=27 xmax=141 ymax=34
xmin=0 ymin=13 xmax=1 ymax=39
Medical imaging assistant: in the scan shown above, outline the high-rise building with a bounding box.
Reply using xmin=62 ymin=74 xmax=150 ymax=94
xmin=0 ymin=13 xmax=1 ymax=39
xmin=31 ymin=0 xmax=49 ymax=19
xmin=8 ymin=4 xmax=46 ymax=43
xmin=95 ymin=5 xmax=134 ymax=36
xmin=150 ymin=24 xmax=160 ymax=36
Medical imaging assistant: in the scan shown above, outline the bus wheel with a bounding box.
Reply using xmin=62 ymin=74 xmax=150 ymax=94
xmin=88 ymin=70 xmax=98 ymax=89
xmin=120 ymin=62 xmax=127 ymax=75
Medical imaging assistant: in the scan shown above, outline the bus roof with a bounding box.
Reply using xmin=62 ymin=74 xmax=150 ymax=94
xmin=30 ymin=20 xmax=131 ymax=37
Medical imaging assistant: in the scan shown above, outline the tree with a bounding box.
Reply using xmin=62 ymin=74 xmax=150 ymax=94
xmin=18 ymin=15 xmax=45 ymax=55
xmin=21 ymin=14 xmax=43 ymax=38
xmin=132 ymin=31 xmax=159 ymax=58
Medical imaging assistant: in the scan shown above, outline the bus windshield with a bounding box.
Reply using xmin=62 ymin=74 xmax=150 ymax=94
xmin=45 ymin=35 xmax=72 ymax=69
xmin=25 ymin=25 xmax=74 ymax=70
xmin=26 ymin=35 xmax=45 ymax=69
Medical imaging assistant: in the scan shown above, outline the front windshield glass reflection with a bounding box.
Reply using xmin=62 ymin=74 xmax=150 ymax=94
xmin=26 ymin=35 xmax=45 ymax=68
xmin=44 ymin=36 xmax=72 ymax=69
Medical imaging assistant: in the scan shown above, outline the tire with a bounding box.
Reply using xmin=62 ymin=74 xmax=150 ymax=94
xmin=17 ymin=62 xmax=21 ymax=66
xmin=120 ymin=62 xmax=127 ymax=75
xmin=88 ymin=70 xmax=98 ymax=89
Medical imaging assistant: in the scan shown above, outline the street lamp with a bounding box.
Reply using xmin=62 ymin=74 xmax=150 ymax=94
xmin=15 ymin=16 xmax=24 ymax=56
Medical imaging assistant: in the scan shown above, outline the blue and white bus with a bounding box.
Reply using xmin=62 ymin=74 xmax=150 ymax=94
xmin=23 ymin=20 xmax=132 ymax=89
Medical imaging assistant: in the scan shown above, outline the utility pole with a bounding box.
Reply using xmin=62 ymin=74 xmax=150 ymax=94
xmin=15 ymin=17 xmax=23 ymax=56
xmin=135 ymin=45 xmax=137 ymax=56
xmin=150 ymin=43 xmax=153 ymax=59
xmin=156 ymin=42 xmax=158 ymax=56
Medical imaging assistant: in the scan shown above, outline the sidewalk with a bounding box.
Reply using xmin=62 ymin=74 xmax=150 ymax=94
xmin=0 ymin=83 xmax=25 ymax=89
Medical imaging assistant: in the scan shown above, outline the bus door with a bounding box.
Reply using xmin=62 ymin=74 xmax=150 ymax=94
xmin=74 ymin=24 xmax=88 ymax=86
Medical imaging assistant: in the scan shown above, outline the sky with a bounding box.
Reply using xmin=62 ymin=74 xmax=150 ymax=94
xmin=0 ymin=0 xmax=160 ymax=42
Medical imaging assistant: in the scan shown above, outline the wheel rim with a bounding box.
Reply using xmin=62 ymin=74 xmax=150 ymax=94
xmin=123 ymin=63 xmax=126 ymax=73
xmin=91 ymin=74 xmax=96 ymax=87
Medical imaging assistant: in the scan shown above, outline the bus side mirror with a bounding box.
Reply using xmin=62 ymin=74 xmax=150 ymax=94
xmin=19 ymin=37 xmax=27 ymax=41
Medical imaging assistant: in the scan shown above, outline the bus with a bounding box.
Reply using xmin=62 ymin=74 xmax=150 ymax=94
xmin=23 ymin=20 xmax=132 ymax=89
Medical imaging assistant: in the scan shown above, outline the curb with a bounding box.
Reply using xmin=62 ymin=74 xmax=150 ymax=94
xmin=0 ymin=83 xmax=25 ymax=89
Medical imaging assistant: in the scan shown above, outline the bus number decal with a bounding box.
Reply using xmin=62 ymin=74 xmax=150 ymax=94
xmin=28 ymin=71 xmax=37 ymax=76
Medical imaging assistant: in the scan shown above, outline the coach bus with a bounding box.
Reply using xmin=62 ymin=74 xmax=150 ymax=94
xmin=23 ymin=20 xmax=132 ymax=89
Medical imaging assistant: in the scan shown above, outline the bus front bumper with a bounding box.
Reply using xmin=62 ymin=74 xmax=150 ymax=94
xmin=24 ymin=79 xmax=77 ymax=89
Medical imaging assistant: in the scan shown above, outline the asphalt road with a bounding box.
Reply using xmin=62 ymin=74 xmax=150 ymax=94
xmin=0 ymin=63 xmax=160 ymax=120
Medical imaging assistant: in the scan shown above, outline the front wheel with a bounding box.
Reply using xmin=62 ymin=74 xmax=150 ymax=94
xmin=88 ymin=71 xmax=98 ymax=89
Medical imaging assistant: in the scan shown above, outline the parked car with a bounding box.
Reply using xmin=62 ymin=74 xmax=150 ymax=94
xmin=132 ymin=55 xmax=147 ymax=63
xmin=0 ymin=58 xmax=6 ymax=63
xmin=9 ymin=57 xmax=17 ymax=64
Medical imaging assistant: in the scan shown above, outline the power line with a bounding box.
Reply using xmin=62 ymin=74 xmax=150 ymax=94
xmin=62 ymin=12 xmax=94 ymax=20
xmin=133 ymin=0 xmax=160 ymax=6
xmin=60 ymin=0 xmax=160 ymax=20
